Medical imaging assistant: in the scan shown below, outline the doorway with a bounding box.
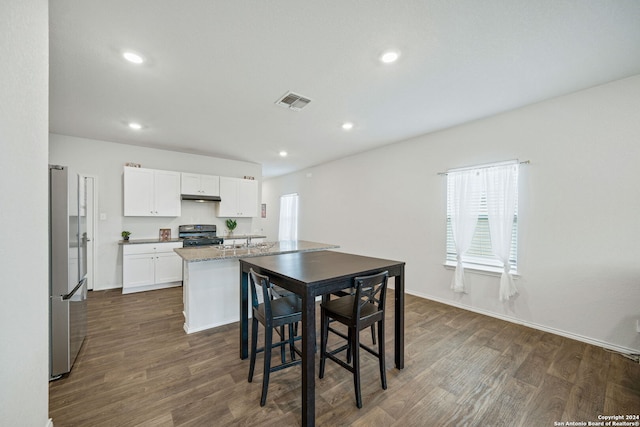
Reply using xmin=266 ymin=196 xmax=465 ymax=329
xmin=82 ymin=175 xmax=97 ymax=290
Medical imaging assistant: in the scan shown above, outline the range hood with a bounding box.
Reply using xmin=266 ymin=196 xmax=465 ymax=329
xmin=181 ymin=194 xmax=221 ymax=202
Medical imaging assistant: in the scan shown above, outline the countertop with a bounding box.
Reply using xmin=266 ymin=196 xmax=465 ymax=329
xmin=118 ymin=234 xmax=266 ymax=245
xmin=174 ymin=240 xmax=339 ymax=263
xmin=119 ymin=238 xmax=182 ymax=245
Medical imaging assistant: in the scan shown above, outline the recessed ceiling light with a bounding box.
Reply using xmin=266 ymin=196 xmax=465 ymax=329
xmin=279 ymin=151 xmax=288 ymax=157
xmin=342 ymin=122 xmax=354 ymax=130
xmin=123 ymin=51 xmax=144 ymax=64
xmin=128 ymin=122 xmax=143 ymax=130
xmin=380 ymin=50 xmax=400 ymax=64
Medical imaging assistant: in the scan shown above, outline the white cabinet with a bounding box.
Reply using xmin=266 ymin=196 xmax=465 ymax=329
xmin=122 ymin=242 xmax=183 ymax=294
xmin=124 ymin=167 xmax=181 ymax=216
xmin=181 ymin=173 xmax=220 ymax=197
xmin=216 ymin=177 xmax=258 ymax=217
xmin=122 ymin=253 xmax=155 ymax=289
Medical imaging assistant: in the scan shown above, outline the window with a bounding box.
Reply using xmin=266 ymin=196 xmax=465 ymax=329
xmin=278 ymin=193 xmax=299 ymax=241
xmin=446 ymin=161 xmax=519 ymax=274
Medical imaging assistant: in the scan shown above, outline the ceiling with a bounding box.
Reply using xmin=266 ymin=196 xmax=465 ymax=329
xmin=49 ymin=1 xmax=640 ymax=178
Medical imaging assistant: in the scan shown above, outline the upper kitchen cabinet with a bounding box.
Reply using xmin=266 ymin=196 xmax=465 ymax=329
xmin=216 ymin=177 xmax=258 ymax=217
xmin=181 ymin=173 xmax=220 ymax=197
xmin=124 ymin=167 xmax=181 ymax=217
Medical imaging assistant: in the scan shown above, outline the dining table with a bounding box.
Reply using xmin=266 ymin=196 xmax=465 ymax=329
xmin=239 ymin=250 xmax=405 ymax=427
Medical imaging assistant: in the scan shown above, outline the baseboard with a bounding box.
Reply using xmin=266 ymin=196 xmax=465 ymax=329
xmin=92 ymin=284 xmax=122 ymax=291
xmin=407 ymin=290 xmax=639 ymax=355
xmin=183 ymin=317 xmax=238 ymax=334
xmin=121 ymin=281 xmax=182 ymax=295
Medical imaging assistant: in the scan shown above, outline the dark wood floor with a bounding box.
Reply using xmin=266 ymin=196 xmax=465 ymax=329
xmin=49 ymin=287 xmax=639 ymax=426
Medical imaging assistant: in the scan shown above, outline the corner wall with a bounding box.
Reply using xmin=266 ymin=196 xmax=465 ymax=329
xmin=263 ymin=75 xmax=640 ymax=353
xmin=0 ymin=0 xmax=50 ymax=425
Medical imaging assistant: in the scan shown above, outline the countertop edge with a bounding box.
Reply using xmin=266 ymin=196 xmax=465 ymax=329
xmin=119 ymin=238 xmax=182 ymax=245
xmin=118 ymin=234 xmax=267 ymax=245
xmin=175 ymin=241 xmax=339 ymax=263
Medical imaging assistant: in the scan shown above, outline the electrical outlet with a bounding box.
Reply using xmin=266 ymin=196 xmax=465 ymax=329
xmin=637 ymin=319 xmax=640 ymax=333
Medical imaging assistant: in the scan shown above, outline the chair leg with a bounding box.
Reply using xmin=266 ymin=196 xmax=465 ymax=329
xmin=370 ymin=324 xmax=376 ymax=345
xmin=260 ymin=326 xmax=273 ymax=406
xmin=279 ymin=325 xmax=287 ymax=363
xmin=319 ymin=310 xmax=329 ymax=379
xmin=346 ymin=329 xmax=352 ymax=364
xmin=378 ymin=319 xmax=387 ymax=390
xmin=288 ymin=323 xmax=296 ymax=361
xmin=248 ymin=317 xmax=258 ymax=382
xmin=352 ymin=326 xmax=362 ymax=409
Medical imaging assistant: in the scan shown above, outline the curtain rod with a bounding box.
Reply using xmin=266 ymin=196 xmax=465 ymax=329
xmin=437 ymin=160 xmax=530 ymax=176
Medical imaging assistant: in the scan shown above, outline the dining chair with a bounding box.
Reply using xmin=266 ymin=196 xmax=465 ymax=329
xmin=248 ymin=269 xmax=302 ymax=406
xmin=330 ymin=288 xmax=377 ymax=346
xmin=318 ymin=270 xmax=389 ymax=408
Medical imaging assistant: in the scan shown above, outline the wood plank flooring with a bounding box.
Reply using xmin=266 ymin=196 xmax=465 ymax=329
xmin=49 ymin=287 xmax=640 ymax=426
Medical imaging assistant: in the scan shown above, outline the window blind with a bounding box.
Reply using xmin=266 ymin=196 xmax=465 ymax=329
xmin=446 ymin=163 xmax=518 ymax=272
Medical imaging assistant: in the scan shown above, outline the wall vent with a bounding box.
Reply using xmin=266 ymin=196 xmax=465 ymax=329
xmin=275 ymin=91 xmax=311 ymax=111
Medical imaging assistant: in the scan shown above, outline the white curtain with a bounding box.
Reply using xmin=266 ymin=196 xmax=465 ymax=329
xmin=448 ymin=169 xmax=483 ymax=293
xmin=485 ymin=162 xmax=519 ymax=301
xmin=278 ymin=193 xmax=298 ymax=241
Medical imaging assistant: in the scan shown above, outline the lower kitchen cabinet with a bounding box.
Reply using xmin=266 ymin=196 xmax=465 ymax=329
xmin=122 ymin=242 xmax=183 ymax=294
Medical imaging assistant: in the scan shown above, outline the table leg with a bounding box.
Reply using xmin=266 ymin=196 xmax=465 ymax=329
xmin=394 ymin=267 xmax=405 ymax=369
xmin=240 ymin=269 xmax=249 ymax=360
xmin=301 ymin=292 xmax=316 ymax=426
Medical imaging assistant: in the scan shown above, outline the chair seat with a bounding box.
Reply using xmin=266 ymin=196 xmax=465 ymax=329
xmin=254 ymin=295 xmax=301 ymax=324
xmin=322 ymin=295 xmax=380 ymax=324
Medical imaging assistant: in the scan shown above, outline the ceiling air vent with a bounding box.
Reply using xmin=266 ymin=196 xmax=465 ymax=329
xmin=275 ymin=91 xmax=311 ymax=111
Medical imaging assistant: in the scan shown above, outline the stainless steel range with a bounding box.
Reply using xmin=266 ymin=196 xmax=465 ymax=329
xmin=179 ymin=224 xmax=224 ymax=247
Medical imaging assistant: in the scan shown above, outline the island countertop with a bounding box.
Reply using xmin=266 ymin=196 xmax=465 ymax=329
xmin=174 ymin=240 xmax=339 ymax=263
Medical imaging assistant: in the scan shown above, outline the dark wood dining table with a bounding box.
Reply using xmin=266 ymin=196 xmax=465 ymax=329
xmin=239 ymin=250 xmax=405 ymax=427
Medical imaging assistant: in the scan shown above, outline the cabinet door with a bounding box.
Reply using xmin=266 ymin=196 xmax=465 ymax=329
xmin=200 ymin=174 xmax=220 ymax=196
xmin=237 ymin=179 xmax=258 ymax=217
xmin=123 ymin=254 xmax=155 ymax=288
xmin=181 ymin=173 xmax=202 ymax=195
xmin=154 ymin=170 xmax=181 ymax=216
xmin=155 ymin=252 xmax=183 ymax=283
xmin=217 ymin=177 xmax=239 ymax=217
xmin=124 ymin=167 xmax=154 ymax=216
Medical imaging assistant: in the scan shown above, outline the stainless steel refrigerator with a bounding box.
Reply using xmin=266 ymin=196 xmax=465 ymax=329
xmin=49 ymin=165 xmax=88 ymax=379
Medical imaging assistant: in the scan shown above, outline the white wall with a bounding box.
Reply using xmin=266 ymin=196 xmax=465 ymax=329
xmin=49 ymin=134 xmax=263 ymax=290
xmin=0 ymin=0 xmax=50 ymax=426
xmin=262 ymin=75 xmax=640 ymax=353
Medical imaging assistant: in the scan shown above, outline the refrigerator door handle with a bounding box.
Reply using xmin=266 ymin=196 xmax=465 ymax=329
xmin=62 ymin=278 xmax=86 ymax=300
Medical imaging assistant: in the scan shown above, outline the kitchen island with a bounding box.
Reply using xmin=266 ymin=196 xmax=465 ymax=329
xmin=174 ymin=240 xmax=339 ymax=333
